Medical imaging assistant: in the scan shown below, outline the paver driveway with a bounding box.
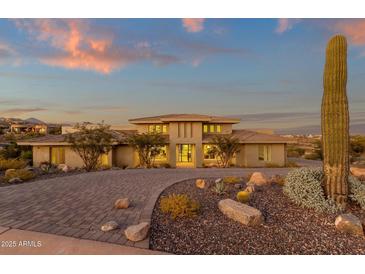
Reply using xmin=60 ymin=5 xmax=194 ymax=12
xmin=0 ymin=168 xmax=291 ymax=248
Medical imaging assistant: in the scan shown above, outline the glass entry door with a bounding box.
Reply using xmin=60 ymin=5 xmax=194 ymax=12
xmin=177 ymin=144 xmax=193 ymax=163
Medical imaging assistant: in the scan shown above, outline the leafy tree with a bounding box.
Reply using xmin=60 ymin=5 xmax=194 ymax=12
xmin=65 ymin=122 xmax=113 ymax=171
xmin=127 ymin=132 xmax=166 ymax=168
xmin=209 ymin=135 xmax=240 ymax=168
xmin=0 ymin=141 xmax=21 ymax=159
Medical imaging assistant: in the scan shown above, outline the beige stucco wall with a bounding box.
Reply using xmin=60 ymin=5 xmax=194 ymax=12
xmin=243 ymin=143 xmax=286 ymax=167
xmin=32 ymin=146 xmax=50 ymax=167
xmin=64 ymin=147 xmax=84 ymax=168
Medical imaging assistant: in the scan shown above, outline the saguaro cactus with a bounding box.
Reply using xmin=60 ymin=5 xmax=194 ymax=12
xmin=321 ymin=34 xmax=350 ymax=207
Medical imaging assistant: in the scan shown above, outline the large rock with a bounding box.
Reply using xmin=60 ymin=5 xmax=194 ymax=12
xmin=114 ymin=198 xmax=130 ymax=209
xmin=335 ymin=214 xmax=364 ymax=237
xmin=124 ymin=222 xmax=150 ymax=242
xmin=4 ymin=169 xmax=16 ymax=177
xmin=218 ymin=199 xmax=263 ymax=226
xmin=57 ymin=164 xmax=69 ymax=173
xmin=195 ymin=179 xmax=206 ymax=189
xmin=101 ymin=221 xmax=119 ymax=232
xmin=350 ymin=167 xmax=365 ymax=178
xmin=248 ymin=172 xmax=269 ymax=186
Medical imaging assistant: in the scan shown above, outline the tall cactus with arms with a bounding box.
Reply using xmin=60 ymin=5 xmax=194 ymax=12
xmin=321 ymin=34 xmax=350 ymax=207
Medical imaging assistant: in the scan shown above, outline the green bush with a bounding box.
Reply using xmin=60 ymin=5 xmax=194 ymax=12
xmin=236 ymin=191 xmax=250 ymax=203
xmin=348 ymin=175 xmax=365 ymax=210
xmin=0 ymin=142 xmax=21 ymax=159
xmin=160 ymin=194 xmax=200 ymax=219
xmin=283 ymin=168 xmax=340 ymax=213
xmin=20 ymin=150 xmax=32 ymax=160
xmin=4 ymin=168 xmax=36 ymax=182
xmin=0 ymin=158 xmax=28 ymax=170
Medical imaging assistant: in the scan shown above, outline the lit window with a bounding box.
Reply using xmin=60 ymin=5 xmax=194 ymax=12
xmin=50 ymin=147 xmax=65 ymax=165
xmin=155 ymin=145 xmax=167 ymax=161
xmin=155 ymin=125 xmax=161 ymax=133
xmin=148 ymin=124 xmax=168 ymax=133
xmin=258 ymin=145 xmax=272 ymax=161
xmin=210 ymin=125 xmax=215 ymax=133
xmin=100 ymin=153 xmax=109 ymax=166
xmin=148 ymin=125 xmax=154 ymax=132
xmin=216 ymin=125 xmax=222 ymax=133
xmin=203 ymin=124 xmax=208 ymax=133
xmin=204 ymin=144 xmax=217 ymax=159
xmin=162 ymin=125 xmax=167 ymax=133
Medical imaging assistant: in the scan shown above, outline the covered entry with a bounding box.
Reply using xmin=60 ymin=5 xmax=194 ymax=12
xmin=176 ymin=144 xmax=195 ymax=167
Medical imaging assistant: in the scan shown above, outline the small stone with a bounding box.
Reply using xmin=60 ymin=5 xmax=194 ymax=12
xmin=248 ymin=172 xmax=269 ymax=186
xmin=350 ymin=167 xmax=365 ymax=178
xmin=114 ymin=198 xmax=130 ymax=209
xmin=215 ymin=178 xmax=223 ymax=184
xmin=195 ymin=179 xmax=206 ymax=189
xmin=57 ymin=164 xmax=69 ymax=172
xmin=101 ymin=221 xmax=119 ymax=232
xmin=8 ymin=177 xmax=23 ymax=184
xmin=124 ymin=222 xmax=150 ymax=242
xmin=335 ymin=213 xmax=364 ymax=237
xmin=218 ymin=199 xmax=263 ymax=226
xmin=244 ymin=185 xmax=256 ymax=193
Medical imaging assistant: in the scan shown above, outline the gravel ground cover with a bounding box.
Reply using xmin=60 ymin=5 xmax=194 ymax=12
xmin=150 ymin=178 xmax=365 ymax=255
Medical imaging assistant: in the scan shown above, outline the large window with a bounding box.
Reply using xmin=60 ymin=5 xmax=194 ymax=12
xmin=203 ymin=144 xmax=217 ymax=159
xmin=99 ymin=153 xmax=109 ymax=166
xmin=148 ymin=124 xmax=168 ymax=134
xmin=203 ymin=124 xmax=222 ymax=133
xmin=155 ymin=145 xmax=168 ymax=161
xmin=258 ymin=145 xmax=272 ymax=161
xmin=177 ymin=144 xmax=192 ymax=162
xmin=50 ymin=147 xmax=65 ymax=165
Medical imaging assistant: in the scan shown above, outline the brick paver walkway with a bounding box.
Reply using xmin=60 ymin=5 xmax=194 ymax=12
xmin=0 ymin=168 xmax=291 ymax=248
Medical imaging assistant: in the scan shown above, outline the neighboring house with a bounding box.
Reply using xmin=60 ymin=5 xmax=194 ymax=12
xmin=10 ymin=123 xmax=49 ymax=134
xmin=17 ymin=114 xmax=293 ymax=168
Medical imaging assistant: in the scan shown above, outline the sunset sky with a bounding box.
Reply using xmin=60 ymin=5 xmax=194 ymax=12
xmin=1 ymin=18 xmax=365 ymax=132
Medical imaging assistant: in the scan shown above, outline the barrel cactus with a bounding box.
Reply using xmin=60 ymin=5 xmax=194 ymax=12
xmin=321 ymin=34 xmax=350 ymax=206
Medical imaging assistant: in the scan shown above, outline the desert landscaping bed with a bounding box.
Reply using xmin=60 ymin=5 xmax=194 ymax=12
xmin=150 ymin=177 xmax=365 ymax=255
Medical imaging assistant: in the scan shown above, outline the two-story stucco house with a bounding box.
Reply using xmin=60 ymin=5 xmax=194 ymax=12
xmin=18 ymin=114 xmax=293 ymax=168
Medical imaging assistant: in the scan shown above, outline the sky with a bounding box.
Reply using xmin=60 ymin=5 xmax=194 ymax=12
xmin=0 ymin=18 xmax=365 ymax=133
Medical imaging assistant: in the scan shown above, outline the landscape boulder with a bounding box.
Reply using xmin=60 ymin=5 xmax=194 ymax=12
xmin=195 ymin=179 xmax=206 ymax=189
xmin=218 ymin=199 xmax=263 ymax=226
xmin=248 ymin=172 xmax=269 ymax=186
xmin=335 ymin=214 xmax=364 ymax=237
xmin=101 ymin=221 xmax=119 ymax=232
xmin=350 ymin=167 xmax=365 ymax=178
xmin=4 ymin=169 xmax=16 ymax=177
xmin=57 ymin=164 xmax=69 ymax=173
xmin=114 ymin=198 xmax=130 ymax=209
xmin=8 ymin=177 xmax=23 ymax=184
xmin=124 ymin=222 xmax=150 ymax=242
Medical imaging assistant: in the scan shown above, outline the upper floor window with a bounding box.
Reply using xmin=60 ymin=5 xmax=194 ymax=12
xmin=203 ymin=124 xmax=222 ymax=134
xmin=148 ymin=124 xmax=168 ymax=134
xmin=258 ymin=145 xmax=272 ymax=161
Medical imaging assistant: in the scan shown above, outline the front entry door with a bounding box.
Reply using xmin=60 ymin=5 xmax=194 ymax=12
xmin=177 ymin=144 xmax=193 ymax=166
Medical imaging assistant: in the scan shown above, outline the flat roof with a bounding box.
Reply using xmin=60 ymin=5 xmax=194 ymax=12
xmin=129 ymin=114 xmax=240 ymax=124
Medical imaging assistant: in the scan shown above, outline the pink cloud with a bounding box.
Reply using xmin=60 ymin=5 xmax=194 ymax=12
xmin=14 ymin=19 xmax=178 ymax=74
xmin=333 ymin=19 xmax=365 ymax=46
xmin=275 ymin=19 xmax=301 ymax=34
xmin=182 ymin=19 xmax=205 ymax=33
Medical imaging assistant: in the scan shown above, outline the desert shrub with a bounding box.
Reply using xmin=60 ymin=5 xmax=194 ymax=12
xmin=212 ymin=180 xmax=226 ymax=195
xmin=223 ymin=176 xmax=241 ymax=184
xmin=0 ymin=158 xmax=28 ymax=170
xmin=4 ymin=168 xmax=36 ymax=182
xmin=287 ymin=147 xmax=305 ymax=158
xmin=265 ymin=162 xmax=282 ymax=168
xmin=348 ymin=175 xmax=365 ymax=210
xmin=236 ymin=191 xmax=250 ymax=203
xmin=0 ymin=141 xmax=21 ymax=159
xmin=160 ymin=194 xmax=200 ymax=219
xmin=357 ymin=175 xmax=365 ymax=182
xmin=283 ymin=168 xmax=340 ymax=213
xmin=20 ymin=150 xmax=32 ymax=161
xmin=161 ymin=163 xmax=171 ymax=168
xmin=286 ymin=161 xmax=300 ymax=168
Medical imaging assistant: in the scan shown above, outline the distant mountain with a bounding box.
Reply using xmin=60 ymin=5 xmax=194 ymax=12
xmin=276 ymin=123 xmax=365 ymax=135
xmin=24 ymin=117 xmax=46 ymax=124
